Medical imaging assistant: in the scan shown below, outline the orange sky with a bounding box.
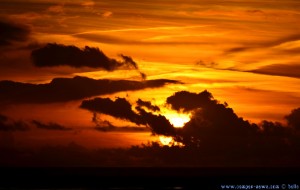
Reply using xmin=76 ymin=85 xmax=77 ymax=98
xmin=1 ymin=0 xmax=300 ymax=149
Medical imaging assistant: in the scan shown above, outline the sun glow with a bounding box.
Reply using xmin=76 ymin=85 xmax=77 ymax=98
xmin=159 ymin=136 xmax=173 ymax=146
xmin=159 ymin=136 xmax=184 ymax=147
xmin=169 ymin=117 xmax=189 ymax=128
xmin=164 ymin=113 xmax=191 ymax=128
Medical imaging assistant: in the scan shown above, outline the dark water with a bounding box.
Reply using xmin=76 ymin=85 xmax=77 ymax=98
xmin=0 ymin=167 xmax=299 ymax=190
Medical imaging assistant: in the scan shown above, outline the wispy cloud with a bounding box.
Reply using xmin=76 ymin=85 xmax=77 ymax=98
xmin=72 ymin=25 xmax=212 ymax=35
xmin=225 ymin=33 xmax=300 ymax=54
xmin=32 ymin=120 xmax=71 ymax=131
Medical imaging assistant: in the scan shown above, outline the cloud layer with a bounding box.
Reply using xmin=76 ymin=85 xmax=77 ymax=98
xmin=0 ymin=76 xmax=179 ymax=104
xmin=81 ymin=89 xmax=300 ymax=150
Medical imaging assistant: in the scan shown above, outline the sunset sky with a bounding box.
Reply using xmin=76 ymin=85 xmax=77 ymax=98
xmin=1 ymin=0 xmax=300 ymax=150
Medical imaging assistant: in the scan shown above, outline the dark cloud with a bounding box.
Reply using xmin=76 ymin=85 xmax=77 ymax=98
xmin=0 ymin=114 xmax=29 ymax=131
xmin=0 ymin=20 xmax=30 ymax=47
xmin=91 ymin=113 xmax=149 ymax=132
xmin=31 ymin=43 xmax=141 ymax=71
xmin=32 ymin=120 xmax=71 ymax=131
xmin=119 ymin=54 xmax=147 ymax=80
xmin=166 ymin=90 xmax=216 ymax=112
xmin=196 ymin=60 xmax=300 ymax=79
xmin=167 ymin=91 xmax=256 ymax=146
xmin=259 ymin=120 xmax=291 ymax=137
xmin=249 ymin=63 xmax=300 ymax=79
xmin=225 ymin=33 xmax=300 ymax=54
xmin=81 ymin=97 xmax=175 ymax=136
xmin=164 ymin=90 xmax=300 ymax=154
xmin=81 ymin=97 xmax=142 ymax=124
xmin=136 ymin=99 xmax=160 ymax=112
xmin=119 ymin=54 xmax=138 ymax=69
xmin=0 ymin=76 xmax=179 ymax=104
xmin=95 ymin=126 xmax=149 ymax=132
xmin=285 ymin=108 xmax=300 ymax=130
xmin=92 ymin=113 xmax=111 ymax=128
xmin=95 ymin=124 xmax=149 ymax=132
xmin=136 ymin=107 xmax=175 ymax=136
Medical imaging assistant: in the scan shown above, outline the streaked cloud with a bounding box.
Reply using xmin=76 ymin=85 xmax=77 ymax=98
xmin=249 ymin=63 xmax=300 ymax=79
xmin=0 ymin=76 xmax=180 ymax=104
xmin=225 ymin=33 xmax=300 ymax=54
xmin=32 ymin=120 xmax=71 ymax=131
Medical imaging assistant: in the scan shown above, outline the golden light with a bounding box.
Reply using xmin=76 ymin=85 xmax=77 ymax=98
xmin=164 ymin=112 xmax=191 ymax=128
xmin=159 ymin=136 xmax=184 ymax=147
xmin=169 ymin=117 xmax=190 ymax=128
xmin=159 ymin=136 xmax=173 ymax=146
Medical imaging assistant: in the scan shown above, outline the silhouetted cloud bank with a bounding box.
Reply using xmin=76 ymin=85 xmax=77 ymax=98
xmin=166 ymin=90 xmax=256 ymax=145
xmin=0 ymin=76 xmax=179 ymax=104
xmin=165 ymin=90 xmax=300 ymax=150
xmin=1 ymin=90 xmax=300 ymax=167
xmin=81 ymin=97 xmax=175 ymax=136
xmin=285 ymin=108 xmax=300 ymax=130
xmin=166 ymin=90 xmax=216 ymax=112
xmin=81 ymin=90 xmax=300 ymax=148
xmin=31 ymin=43 xmax=142 ymax=72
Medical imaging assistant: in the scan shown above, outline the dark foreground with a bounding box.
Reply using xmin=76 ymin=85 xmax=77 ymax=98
xmin=0 ymin=167 xmax=299 ymax=190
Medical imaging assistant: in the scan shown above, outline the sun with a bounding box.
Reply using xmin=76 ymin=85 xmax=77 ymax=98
xmin=164 ymin=112 xmax=190 ymax=128
xmin=169 ymin=117 xmax=190 ymax=128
